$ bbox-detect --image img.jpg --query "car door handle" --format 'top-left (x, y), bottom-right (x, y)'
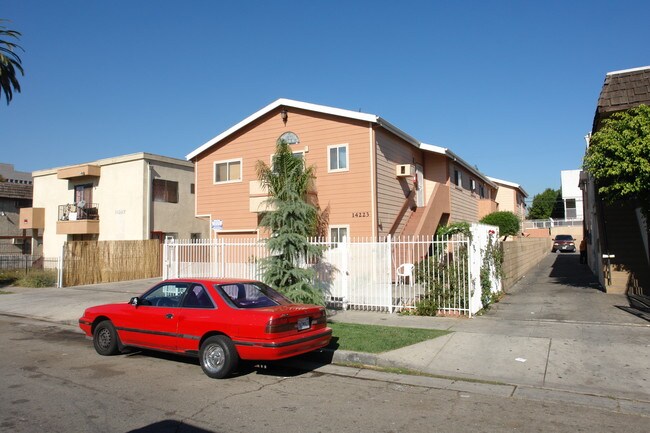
top-left (165, 313), bottom-right (174, 319)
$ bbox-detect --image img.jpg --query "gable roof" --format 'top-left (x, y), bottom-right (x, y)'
top-left (487, 176), bottom-right (528, 198)
top-left (593, 66), bottom-right (650, 131)
top-left (186, 98), bottom-right (422, 160)
top-left (187, 99), bottom-right (497, 188)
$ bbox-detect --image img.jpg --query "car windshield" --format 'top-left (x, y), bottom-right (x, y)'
top-left (555, 235), bottom-right (573, 241)
top-left (216, 282), bottom-right (292, 309)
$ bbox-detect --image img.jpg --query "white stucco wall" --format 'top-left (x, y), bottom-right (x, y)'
top-left (32, 153), bottom-right (208, 257)
top-left (561, 169), bottom-right (583, 220)
top-left (95, 159), bottom-right (147, 241)
top-left (32, 173), bottom-right (71, 257)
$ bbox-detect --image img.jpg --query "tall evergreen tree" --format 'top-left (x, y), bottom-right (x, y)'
top-left (0, 20), bottom-right (24, 105)
top-left (256, 140), bottom-right (324, 305)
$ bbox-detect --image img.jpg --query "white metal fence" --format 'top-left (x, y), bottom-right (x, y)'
top-left (523, 218), bottom-right (583, 229)
top-left (162, 223), bottom-right (501, 316)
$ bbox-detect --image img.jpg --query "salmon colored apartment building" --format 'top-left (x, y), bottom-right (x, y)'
top-left (186, 99), bottom-right (499, 241)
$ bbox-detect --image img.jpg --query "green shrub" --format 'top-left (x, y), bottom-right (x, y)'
top-left (16, 270), bottom-right (57, 288)
top-left (480, 211), bottom-right (520, 240)
top-left (414, 295), bottom-right (439, 316)
top-left (0, 270), bottom-right (20, 285)
top-left (414, 243), bottom-right (469, 316)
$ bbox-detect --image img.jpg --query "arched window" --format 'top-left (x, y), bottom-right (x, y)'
top-left (278, 131), bottom-right (300, 145)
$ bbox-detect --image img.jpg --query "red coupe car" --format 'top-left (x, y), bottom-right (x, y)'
top-left (79, 278), bottom-right (332, 379)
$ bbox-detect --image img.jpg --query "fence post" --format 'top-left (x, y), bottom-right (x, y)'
top-left (387, 234), bottom-right (394, 313)
top-left (342, 236), bottom-right (349, 310)
top-left (162, 242), bottom-right (168, 279)
top-left (58, 244), bottom-right (64, 288)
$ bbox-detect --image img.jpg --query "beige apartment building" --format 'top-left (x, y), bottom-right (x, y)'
top-left (187, 99), bottom-right (499, 241)
top-left (487, 176), bottom-right (528, 221)
top-left (20, 152), bottom-right (208, 257)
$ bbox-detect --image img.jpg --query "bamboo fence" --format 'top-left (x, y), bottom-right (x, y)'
top-left (63, 240), bottom-right (161, 286)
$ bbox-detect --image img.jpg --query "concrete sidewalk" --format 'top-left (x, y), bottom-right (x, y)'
top-left (0, 254), bottom-right (649, 415)
top-left (325, 253), bottom-right (650, 412)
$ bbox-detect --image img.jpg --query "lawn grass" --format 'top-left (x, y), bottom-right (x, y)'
top-left (328, 322), bottom-right (450, 353)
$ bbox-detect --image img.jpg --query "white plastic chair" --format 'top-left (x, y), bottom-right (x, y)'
top-left (396, 263), bottom-right (414, 286)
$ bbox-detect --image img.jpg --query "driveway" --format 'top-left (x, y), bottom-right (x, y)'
top-left (347, 251), bottom-right (650, 401)
top-left (483, 252), bottom-right (646, 325)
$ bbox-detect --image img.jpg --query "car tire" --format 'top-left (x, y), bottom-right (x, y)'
top-left (199, 335), bottom-right (239, 379)
top-left (93, 320), bottom-right (121, 356)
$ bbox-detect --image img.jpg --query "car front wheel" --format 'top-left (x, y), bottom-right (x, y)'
top-left (199, 335), bottom-right (239, 379)
top-left (93, 320), bottom-right (120, 356)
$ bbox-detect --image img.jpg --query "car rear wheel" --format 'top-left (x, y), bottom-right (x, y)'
top-left (93, 320), bottom-right (120, 356)
top-left (199, 335), bottom-right (239, 379)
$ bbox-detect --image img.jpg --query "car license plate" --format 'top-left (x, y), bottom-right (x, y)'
top-left (297, 317), bottom-right (311, 331)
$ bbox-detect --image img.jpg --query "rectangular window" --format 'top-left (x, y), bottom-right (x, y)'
top-left (330, 225), bottom-right (349, 243)
top-left (565, 198), bottom-right (577, 219)
top-left (454, 169), bottom-right (461, 187)
top-left (153, 179), bottom-right (179, 203)
top-left (470, 179), bottom-right (476, 192)
top-left (328, 144), bottom-right (348, 172)
top-left (190, 183), bottom-right (195, 194)
top-left (214, 159), bottom-right (242, 183)
top-left (479, 185), bottom-right (486, 198)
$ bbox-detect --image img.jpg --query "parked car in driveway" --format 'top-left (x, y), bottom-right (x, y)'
top-left (79, 278), bottom-right (332, 378)
top-left (552, 235), bottom-right (576, 253)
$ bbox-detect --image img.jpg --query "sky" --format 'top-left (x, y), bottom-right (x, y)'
top-left (2, 0), bottom-right (650, 199)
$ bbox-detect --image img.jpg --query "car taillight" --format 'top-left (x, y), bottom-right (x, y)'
top-left (265, 316), bottom-right (295, 333)
top-left (312, 309), bottom-right (327, 326)
top-left (265, 309), bottom-right (327, 333)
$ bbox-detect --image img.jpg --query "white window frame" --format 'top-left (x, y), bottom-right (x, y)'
top-left (213, 158), bottom-right (243, 184)
top-left (327, 144), bottom-right (349, 173)
top-left (470, 179), bottom-right (476, 192)
top-left (454, 169), bottom-right (462, 187)
top-left (329, 225), bottom-right (350, 243)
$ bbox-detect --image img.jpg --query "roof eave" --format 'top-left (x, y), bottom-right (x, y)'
top-left (487, 176), bottom-right (529, 197)
top-left (186, 98), bottom-right (381, 161)
top-left (445, 149), bottom-right (497, 188)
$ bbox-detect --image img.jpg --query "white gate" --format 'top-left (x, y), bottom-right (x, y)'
top-left (162, 224), bottom-right (500, 316)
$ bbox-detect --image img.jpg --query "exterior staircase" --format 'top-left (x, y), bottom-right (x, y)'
top-left (601, 200), bottom-right (650, 295)
top-left (400, 182), bottom-right (450, 237)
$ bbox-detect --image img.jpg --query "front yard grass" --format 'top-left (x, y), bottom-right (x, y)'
top-left (328, 322), bottom-right (450, 353)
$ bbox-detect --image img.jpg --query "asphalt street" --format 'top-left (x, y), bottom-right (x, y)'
top-left (0, 251), bottom-right (648, 419)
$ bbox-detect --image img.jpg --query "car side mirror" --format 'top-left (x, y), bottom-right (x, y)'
top-left (129, 297), bottom-right (140, 307)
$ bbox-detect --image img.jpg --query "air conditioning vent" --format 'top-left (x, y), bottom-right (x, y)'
top-left (396, 164), bottom-right (413, 177)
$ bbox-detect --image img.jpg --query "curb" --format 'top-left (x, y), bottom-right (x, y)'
top-left (289, 348), bottom-right (650, 418)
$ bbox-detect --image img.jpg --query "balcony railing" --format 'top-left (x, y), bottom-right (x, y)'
top-left (523, 217), bottom-right (582, 230)
top-left (58, 203), bottom-right (99, 221)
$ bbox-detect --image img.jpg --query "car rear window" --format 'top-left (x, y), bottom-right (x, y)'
top-left (216, 282), bottom-right (292, 309)
top-left (555, 235), bottom-right (573, 241)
